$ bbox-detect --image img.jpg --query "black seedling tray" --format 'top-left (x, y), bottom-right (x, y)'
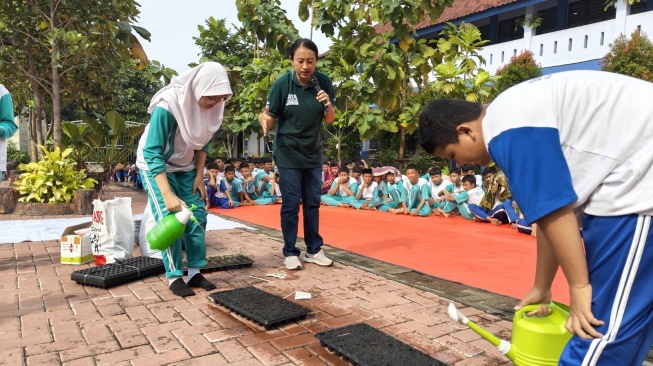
top-left (209, 286), bottom-right (311, 329)
top-left (316, 323), bottom-right (447, 366)
top-left (182, 254), bottom-right (254, 274)
top-left (71, 257), bottom-right (165, 289)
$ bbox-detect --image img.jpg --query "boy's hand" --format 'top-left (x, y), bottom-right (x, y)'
top-left (515, 286), bottom-right (552, 315)
top-left (228, 200), bottom-right (234, 207)
top-left (567, 284), bottom-right (604, 339)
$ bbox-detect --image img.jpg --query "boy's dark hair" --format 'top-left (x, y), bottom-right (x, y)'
top-left (260, 157), bottom-right (272, 164)
top-left (405, 164), bottom-right (419, 173)
top-left (239, 164), bottom-right (250, 171)
top-left (224, 166), bottom-right (235, 173)
top-left (385, 171), bottom-right (395, 179)
top-left (224, 159), bottom-right (233, 165)
top-left (207, 162), bottom-right (219, 170)
top-left (362, 168), bottom-right (373, 176)
top-left (449, 168), bottom-right (461, 175)
top-left (233, 158), bottom-right (242, 163)
top-left (461, 174), bottom-right (477, 186)
top-left (329, 161), bottom-right (339, 167)
top-left (249, 158), bottom-right (259, 164)
top-left (429, 167), bottom-right (442, 176)
top-left (482, 166), bottom-right (498, 176)
top-left (338, 166), bottom-right (349, 174)
top-left (352, 166), bottom-right (363, 174)
top-left (418, 99), bottom-right (483, 153)
top-left (459, 164), bottom-right (469, 172)
top-left (341, 159), bottom-right (352, 167)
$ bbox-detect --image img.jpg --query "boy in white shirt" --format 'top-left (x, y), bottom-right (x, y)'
top-left (349, 168), bottom-right (379, 209)
top-left (418, 71), bottom-right (653, 365)
top-left (427, 167), bottom-right (451, 212)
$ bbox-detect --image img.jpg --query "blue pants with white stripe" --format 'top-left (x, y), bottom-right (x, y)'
top-left (560, 214), bottom-right (653, 366)
top-left (141, 169), bottom-right (208, 279)
top-left (468, 199), bottom-right (518, 223)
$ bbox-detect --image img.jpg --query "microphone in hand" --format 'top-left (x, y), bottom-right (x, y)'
top-left (310, 75), bottom-right (330, 112)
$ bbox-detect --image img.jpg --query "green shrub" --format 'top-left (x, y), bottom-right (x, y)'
top-left (7, 141), bottom-right (30, 165)
top-left (601, 29), bottom-right (653, 81)
top-left (491, 50), bottom-right (543, 99)
top-left (407, 150), bottom-right (441, 175)
top-left (15, 146), bottom-right (96, 203)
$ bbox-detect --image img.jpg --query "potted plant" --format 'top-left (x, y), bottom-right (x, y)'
top-left (13, 145), bottom-right (96, 215)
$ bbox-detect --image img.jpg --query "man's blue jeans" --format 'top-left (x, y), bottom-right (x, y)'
top-left (278, 166), bottom-right (324, 257)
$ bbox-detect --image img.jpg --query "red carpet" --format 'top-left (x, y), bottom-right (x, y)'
top-left (211, 205), bottom-right (570, 304)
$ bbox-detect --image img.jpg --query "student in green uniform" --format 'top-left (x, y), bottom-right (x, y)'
top-left (136, 62), bottom-right (232, 297)
top-left (0, 84), bottom-right (17, 182)
top-left (258, 38), bottom-right (335, 270)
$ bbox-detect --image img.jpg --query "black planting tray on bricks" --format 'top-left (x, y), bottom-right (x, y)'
top-left (209, 286), bottom-right (311, 329)
top-left (182, 254), bottom-right (254, 274)
top-left (71, 256), bottom-right (165, 289)
top-left (316, 323), bottom-right (448, 366)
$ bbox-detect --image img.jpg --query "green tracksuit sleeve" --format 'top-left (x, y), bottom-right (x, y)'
top-left (0, 93), bottom-right (17, 139)
top-left (142, 107), bottom-right (177, 176)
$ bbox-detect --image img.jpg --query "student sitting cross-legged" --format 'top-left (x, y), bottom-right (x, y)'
top-left (239, 165), bottom-right (272, 205)
top-left (320, 166), bottom-right (358, 207)
top-left (468, 166), bottom-right (518, 225)
top-left (206, 165), bottom-right (239, 209)
top-left (433, 169), bottom-right (463, 214)
top-left (427, 167), bottom-right (451, 213)
top-left (349, 168), bottom-right (380, 210)
top-left (437, 174), bottom-right (484, 219)
top-left (391, 164), bottom-right (431, 216)
top-left (269, 171), bottom-right (282, 204)
top-left (377, 171), bottom-right (402, 212)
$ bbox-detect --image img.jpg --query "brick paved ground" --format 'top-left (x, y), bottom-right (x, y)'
top-left (0, 183), bottom-right (514, 366)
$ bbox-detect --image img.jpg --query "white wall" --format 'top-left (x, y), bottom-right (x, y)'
top-left (480, 6), bottom-right (653, 74)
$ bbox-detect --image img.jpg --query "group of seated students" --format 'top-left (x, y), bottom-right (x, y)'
top-left (320, 160), bottom-right (536, 237)
top-left (203, 156), bottom-right (281, 209)
top-left (201, 155), bottom-right (536, 237)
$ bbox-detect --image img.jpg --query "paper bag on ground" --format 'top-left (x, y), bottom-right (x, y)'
top-left (91, 197), bottom-right (134, 265)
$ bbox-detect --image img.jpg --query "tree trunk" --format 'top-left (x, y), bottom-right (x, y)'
top-left (50, 0), bottom-right (62, 148)
top-left (397, 53), bottom-right (409, 172)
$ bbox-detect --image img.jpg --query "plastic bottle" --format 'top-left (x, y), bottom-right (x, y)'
top-left (146, 205), bottom-right (196, 251)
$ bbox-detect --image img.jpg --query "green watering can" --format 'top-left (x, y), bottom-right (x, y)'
top-left (448, 301), bottom-right (573, 365)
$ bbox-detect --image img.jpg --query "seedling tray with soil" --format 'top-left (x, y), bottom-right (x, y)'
top-left (71, 256), bottom-right (165, 289)
top-left (316, 323), bottom-right (447, 366)
top-left (182, 253), bottom-right (254, 274)
top-left (209, 286), bottom-right (311, 329)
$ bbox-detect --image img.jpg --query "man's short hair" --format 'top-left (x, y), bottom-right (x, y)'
top-left (338, 166), bottom-right (349, 174)
top-left (224, 166), bottom-right (235, 173)
top-left (362, 168), bottom-right (373, 176)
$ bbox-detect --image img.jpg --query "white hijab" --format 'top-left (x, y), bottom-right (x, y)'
top-left (147, 62), bottom-right (232, 150)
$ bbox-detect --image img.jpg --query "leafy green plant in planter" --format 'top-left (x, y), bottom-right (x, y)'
top-left (7, 141), bottom-right (30, 165)
top-left (15, 146), bottom-right (96, 203)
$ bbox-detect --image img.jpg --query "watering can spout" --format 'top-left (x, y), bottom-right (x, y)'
top-left (447, 303), bottom-right (516, 360)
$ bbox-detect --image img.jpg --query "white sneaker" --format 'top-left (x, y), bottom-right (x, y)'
top-left (284, 256), bottom-right (303, 270)
top-left (304, 250), bottom-right (333, 266)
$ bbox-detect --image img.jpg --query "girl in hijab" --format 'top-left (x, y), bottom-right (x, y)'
top-left (136, 62), bottom-right (232, 297)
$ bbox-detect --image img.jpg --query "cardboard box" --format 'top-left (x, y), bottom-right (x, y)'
top-left (60, 222), bottom-right (93, 265)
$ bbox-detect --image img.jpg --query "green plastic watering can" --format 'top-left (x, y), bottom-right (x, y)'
top-left (448, 301), bottom-right (572, 366)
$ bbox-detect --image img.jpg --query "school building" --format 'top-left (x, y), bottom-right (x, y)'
top-left (380, 0), bottom-right (653, 75)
